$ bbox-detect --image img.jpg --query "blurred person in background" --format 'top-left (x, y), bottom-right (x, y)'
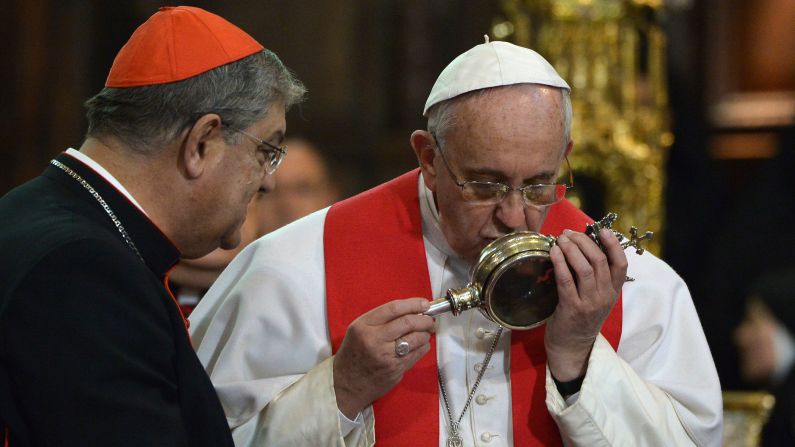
top-left (169, 137), bottom-right (338, 315)
top-left (250, 137), bottom-right (339, 234)
top-left (735, 267), bottom-right (795, 446)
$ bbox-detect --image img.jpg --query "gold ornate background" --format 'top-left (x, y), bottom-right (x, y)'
top-left (494, 0), bottom-right (671, 253)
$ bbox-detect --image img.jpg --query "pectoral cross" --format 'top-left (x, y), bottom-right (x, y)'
top-left (446, 434), bottom-right (463, 447)
top-left (446, 422), bottom-right (463, 447)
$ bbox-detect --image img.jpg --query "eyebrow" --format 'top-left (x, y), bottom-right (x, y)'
top-left (460, 167), bottom-right (558, 184)
top-left (267, 130), bottom-right (285, 145)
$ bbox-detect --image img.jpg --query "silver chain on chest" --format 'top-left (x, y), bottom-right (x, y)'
top-left (51, 159), bottom-right (144, 262)
top-left (438, 325), bottom-right (504, 447)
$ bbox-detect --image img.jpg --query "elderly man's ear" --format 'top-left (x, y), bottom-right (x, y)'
top-left (181, 113), bottom-right (225, 179)
top-left (410, 130), bottom-right (439, 191)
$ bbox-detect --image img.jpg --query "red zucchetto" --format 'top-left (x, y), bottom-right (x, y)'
top-left (105, 6), bottom-right (264, 88)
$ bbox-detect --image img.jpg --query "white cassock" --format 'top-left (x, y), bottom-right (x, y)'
top-left (189, 175), bottom-right (723, 447)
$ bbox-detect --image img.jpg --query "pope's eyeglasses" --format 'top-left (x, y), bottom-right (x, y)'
top-left (225, 126), bottom-right (288, 175)
top-left (432, 133), bottom-right (574, 208)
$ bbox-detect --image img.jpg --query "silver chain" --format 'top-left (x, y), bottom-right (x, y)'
top-left (51, 159), bottom-right (144, 262)
top-left (438, 325), bottom-right (504, 447)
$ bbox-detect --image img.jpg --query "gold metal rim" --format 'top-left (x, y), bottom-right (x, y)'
top-left (472, 231), bottom-right (555, 289)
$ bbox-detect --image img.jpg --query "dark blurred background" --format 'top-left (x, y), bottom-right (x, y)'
top-left (1, 0), bottom-right (793, 392)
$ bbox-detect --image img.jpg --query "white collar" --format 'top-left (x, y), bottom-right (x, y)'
top-left (418, 173), bottom-right (472, 278)
top-left (65, 148), bottom-right (148, 215)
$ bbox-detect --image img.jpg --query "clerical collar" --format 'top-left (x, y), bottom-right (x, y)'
top-left (47, 152), bottom-right (180, 278)
top-left (418, 173), bottom-right (472, 277)
top-left (65, 148), bottom-right (148, 215)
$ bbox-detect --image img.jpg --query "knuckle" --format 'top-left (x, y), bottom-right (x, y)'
top-left (594, 254), bottom-right (610, 270)
top-left (578, 265), bottom-right (595, 280)
top-left (386, 301), bottom-right (402, 316)
top-left (398, 315), bottom-right (414, 333)
top-left (558, 275), bottom-right (576, 289)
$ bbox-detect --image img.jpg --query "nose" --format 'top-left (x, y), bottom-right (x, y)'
top-left (495, 190), bottom-right (528, 231)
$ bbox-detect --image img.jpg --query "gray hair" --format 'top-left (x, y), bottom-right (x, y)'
top-left (427, 84), bottom-right (572, 151)
top-left (85, 49), bottom-right (306, 152)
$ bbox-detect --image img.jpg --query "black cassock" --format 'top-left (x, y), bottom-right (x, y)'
top-left (0, 152), bottom-right (233, 447)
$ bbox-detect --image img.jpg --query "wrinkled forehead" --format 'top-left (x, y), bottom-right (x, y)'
top-left (443, 85), bottom-right (568, 154)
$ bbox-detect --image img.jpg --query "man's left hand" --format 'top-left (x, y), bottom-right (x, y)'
top-left (544, 228), bottom-right (628, 382)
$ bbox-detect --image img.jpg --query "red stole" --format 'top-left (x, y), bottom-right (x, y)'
top-left (324, 169), bottom-right (622, 446)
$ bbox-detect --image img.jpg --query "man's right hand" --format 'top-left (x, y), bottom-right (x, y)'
top-left (333, 298), bottom-right (434, 419)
